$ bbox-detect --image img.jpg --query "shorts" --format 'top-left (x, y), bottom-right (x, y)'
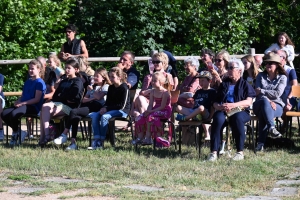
top-left (53, 102), bottom-right (72, 115)
top-left (189, 107), bottom-right (210, 120)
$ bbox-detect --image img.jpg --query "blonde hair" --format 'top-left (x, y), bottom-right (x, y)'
top-left (29, 59), bottom-right (45, 79)
top-left (152, 52), bottom-right (169, 70)
top-left (77, 56), bottom-right (95, 76)
top-left (153, 71), bottom-right (171, 92)
top-left (95, 67), bottom-right (112, 85)
top-left (48, 54), bottom-right (61, 67)
top-left (216, 49), bottom-right (230, 68)
top-left (241, 55), bottom-right (259, 78)
top-left (109, 67), bottom-right (128, 83)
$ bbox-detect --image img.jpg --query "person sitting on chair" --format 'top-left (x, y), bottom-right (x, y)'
top-left (176, 71), bottom-right (216, 143)
top-left (207, 58), bottom-right (256, 161)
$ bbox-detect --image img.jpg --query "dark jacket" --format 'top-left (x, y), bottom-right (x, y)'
top-left (104, 83), bottom-right (130, 114)
top-left (63, 39), bottom-right (82, 55)
top-left (214, 77), bottom-right (256, 110)
top-left (52, 77), bottom-right (84, 108)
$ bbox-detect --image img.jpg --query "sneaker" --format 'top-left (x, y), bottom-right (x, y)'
top-left (232, 152), bottom-right (244, 161)
top-left (269, 128), bottom-right (282, 139)
top-left (9, 133), bottom-right (18, 146)
top-left (255, 142), bottom-right (264, 152)
top-left (65, 143), bottom-right (78, 151)
top-left (29, 135), bottom-right (34, 139)
top-left (207, 153), bottom-right (217, 162)
top-left (53, 134), bottom-right (68, 145)
top-left (131, 138), bottom-right (142, 145)
top-left (87, 139), bottom-right (103, 150)
top-left (192, 114), bottom-right (202, 121)
top-left (0, 130), bottom-right (4, 141)
top-left (176, 114), bottom-right (186, 121)
top-left (219, 150), bottom-right (225, 155)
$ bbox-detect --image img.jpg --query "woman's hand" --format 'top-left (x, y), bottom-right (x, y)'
top-left (87, 85), bottom-right (93, 91)
top-left (270, 101), bottom-right (276, 110)
top-left (99, 107), bottom-right (107, 115)
top-left (255, 87), bottom-right (261, 95)
top-left (14, 102), bottom-right (24, 107)
top-left (222, 103), bottom-right (236, 112)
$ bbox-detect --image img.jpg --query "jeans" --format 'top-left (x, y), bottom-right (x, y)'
top-left (210, 110), bottom-right (250, 152)
top-left (253, 98), bottom-right (283, 144)
top-left (89, 110), bottom-right (127, 140)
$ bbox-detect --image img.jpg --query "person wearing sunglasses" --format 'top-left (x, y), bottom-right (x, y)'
top-left (59, 24), bottom-right (89, 61)
top-left (253, 52), bottom-right (287, 152)
top-left (210, 50), bottom-right (230, 89)
top-left (207, 58), bottom-right (256, 161)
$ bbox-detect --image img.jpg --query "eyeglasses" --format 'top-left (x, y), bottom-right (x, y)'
top-left (279, 56), bottom-right (286, 59)
top-left (152, 60), bottom-right (162, 64)
top-left (227, 66), bottom-right (238, 70)
top-left (215, 59), bottom-right (223, 63)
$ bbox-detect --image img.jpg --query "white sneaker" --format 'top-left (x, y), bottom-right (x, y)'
top-left (232, 152), bottom-right (244, 161)
top-left (54, 134), bottom-right (68, 145)
top-left (0, 130), bottom-right (4, 141)
top-left (219, 150), bottom-right (225, 155)
top-left (65, 143), bottom-right (78, 151)
top-left (207, 153), bottom-right (217, 162)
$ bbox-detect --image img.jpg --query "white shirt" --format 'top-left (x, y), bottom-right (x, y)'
top-left (265, 43), bottom-right (295, 68)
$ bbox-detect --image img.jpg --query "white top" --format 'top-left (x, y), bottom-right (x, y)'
top-left (264, 43), bottom-right (295, 68)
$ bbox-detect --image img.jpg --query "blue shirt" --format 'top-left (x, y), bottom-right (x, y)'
top-left (21, 78), bottom-right (46, 112)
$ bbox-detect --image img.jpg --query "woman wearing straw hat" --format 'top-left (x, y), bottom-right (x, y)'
top-left (253, 52), bottom-right (287, 152)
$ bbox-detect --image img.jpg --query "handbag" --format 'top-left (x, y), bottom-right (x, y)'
top-left (226, 106), bottom-right (243, 117)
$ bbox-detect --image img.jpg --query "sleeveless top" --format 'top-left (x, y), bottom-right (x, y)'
top-left (63, 39), bottom-right (82, 55)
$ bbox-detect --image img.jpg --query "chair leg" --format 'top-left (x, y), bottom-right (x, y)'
top-left (88, 120), bottom-right (92, 147)
top-left (178, 125), bottom-right (182, 154)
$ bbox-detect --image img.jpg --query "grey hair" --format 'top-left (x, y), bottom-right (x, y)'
top-left (184, 56), bottom-right (200, 71)
top-left (229, 58), bottom-right (244, 75)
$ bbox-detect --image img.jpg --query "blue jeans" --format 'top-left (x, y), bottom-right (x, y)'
top-left (89, 110), bottom-right (128, 140)
top-left (210, 110), bottom-right (250, 152)
top-left (253, 98), bottom-right (283, 144)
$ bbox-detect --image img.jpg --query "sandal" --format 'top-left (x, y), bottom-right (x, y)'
top-left (142, 138), bottom-right (153, 145)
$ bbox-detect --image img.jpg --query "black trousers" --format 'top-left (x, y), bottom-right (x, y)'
top-left (65, 101), bottom-right (103, 139)
top-left (1, 105), bottom-right (37, 132)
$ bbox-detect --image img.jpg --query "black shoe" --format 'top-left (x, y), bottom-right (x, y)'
top-left (269, 128), bottom-right (282, 139)
top-left (255, 143), bottom-right (264, 152)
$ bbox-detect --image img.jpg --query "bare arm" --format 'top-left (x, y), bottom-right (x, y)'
top-left (15, 90), bottom-right (43, 107)
top-left (44, 86), bottom-right (55, 100)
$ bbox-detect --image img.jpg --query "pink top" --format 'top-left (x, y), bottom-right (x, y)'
top-left (180, 75), bottom-right (200, 93)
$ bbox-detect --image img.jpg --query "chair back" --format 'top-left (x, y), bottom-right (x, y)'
top-left (291, 85), bottom-right (300, 98)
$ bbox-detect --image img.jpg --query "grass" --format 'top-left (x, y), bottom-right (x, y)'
top-left (0, 127), bottom-right (300, 199)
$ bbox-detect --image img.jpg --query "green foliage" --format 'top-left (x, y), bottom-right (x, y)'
top-left (0, 0), bottom-right (75, 106)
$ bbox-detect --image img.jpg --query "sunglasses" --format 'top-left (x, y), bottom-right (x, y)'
top-left (227, 66), bottom-right (238, 70)
top-left (152, 60), bottom-right (162, 64)
top-left (215, 59), bottom-right (223, 63)
top-left (66, 31), bottom-right (73, 33)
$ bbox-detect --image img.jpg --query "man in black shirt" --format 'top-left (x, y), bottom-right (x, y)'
top-left (59, 24), bottom-right (89, 61)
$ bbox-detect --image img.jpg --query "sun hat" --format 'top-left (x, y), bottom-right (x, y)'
top-left (263, 52), bottom-right (281, 64)
top-left (197, 70), bottom-right (213, 80)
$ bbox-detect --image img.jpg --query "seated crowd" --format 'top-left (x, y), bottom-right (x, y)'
top-left (0, 28), bottom-right (298, 162)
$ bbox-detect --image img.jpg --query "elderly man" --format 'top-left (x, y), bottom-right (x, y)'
top-left (59, 24), bottom-right (89, 61)
top-left (275, 50), bottom-right (298, 128)
top-left (198, 48), bottom-right (218, 72)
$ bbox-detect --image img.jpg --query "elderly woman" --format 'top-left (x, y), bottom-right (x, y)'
top-left (209, 50), bottom-right (229, 89)
top-left (253, 53), bottom-right (287, 152)
top-left (207, 58), bottom-right (256, 161)
top-left (131, 52), bottom-right (174, 118)
top-left (177, 56), bottom-right (200, 109)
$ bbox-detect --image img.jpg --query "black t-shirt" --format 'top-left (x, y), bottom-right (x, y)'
top-left (193, 88), bottom-right (216, 110)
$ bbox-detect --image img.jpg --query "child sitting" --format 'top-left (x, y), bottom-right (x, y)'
top-left (132, 72), bottom-right (172, 145)
top-left (48, 54), bottom-right (64, 79)
top-left (176, 71), bottom-right (216, 143)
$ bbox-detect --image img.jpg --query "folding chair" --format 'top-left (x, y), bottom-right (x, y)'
top-left (285, 85), bottom-right (300, 138)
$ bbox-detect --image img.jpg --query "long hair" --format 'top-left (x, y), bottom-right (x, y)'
top-left (77, 56), bottom-right (94, 76)
top-left (65, 59), bottom-right (81, 78)
top-left (48, 54), bottom-right (61, 67)
top-left (241, 55), bottom-right (259, 79)
top-left (276, 32), bottom-right (295, 48)
top-left (29, 59), bottom-right (45, 80)
top-left (95, 67), bottom-right (112, 86)
top-left (109, 67), bottom-right (128, 83)
top-left (263, 63), bottom-right (286, 76)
